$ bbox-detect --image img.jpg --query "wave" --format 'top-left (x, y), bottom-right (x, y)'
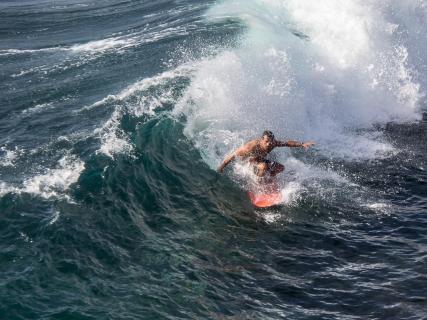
top-left (174, 0), bottom-right (425, 209)
top-left (1, 64), bottom-right (195, 199)
top-left (4, 0), bottom-right (424, 210)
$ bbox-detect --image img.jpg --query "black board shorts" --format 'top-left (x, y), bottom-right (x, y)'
top-left (253, 159), bottom-right (279, 175)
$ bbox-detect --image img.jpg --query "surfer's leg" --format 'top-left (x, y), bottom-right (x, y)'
top-left (269, 162), bottom-right (284, 177)
top-left (254, 162), bottom-right (268, 177)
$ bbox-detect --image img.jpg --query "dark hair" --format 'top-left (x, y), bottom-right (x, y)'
top-left (262, 130), bottom-right (274, 140)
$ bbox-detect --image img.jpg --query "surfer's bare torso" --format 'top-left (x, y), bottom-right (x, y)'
top-left (237, 139), bottom-right (274, 162)
top-left (218, 131), bottom-right (314, 178)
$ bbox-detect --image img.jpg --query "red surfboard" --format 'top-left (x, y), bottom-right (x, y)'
top-left (247, 191), bottom-right (283, 208)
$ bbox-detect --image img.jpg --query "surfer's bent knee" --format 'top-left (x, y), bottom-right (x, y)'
top-left (254, 162), bottom-right (268, 177)
top-left (269, 162), bottom-right (284, 176)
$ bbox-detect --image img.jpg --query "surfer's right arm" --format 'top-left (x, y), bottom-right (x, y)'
top-left (217, 153), bottom-right (236, 173)
top-left (217, 142), bottom-right (254, 173)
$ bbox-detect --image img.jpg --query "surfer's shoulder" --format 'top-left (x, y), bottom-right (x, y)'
top-left (234, 139), bottom-right (258, 156)
top-left (241, 139), bottom-right (258, 151)
top-left (246, 139), bottom-right (259, 148)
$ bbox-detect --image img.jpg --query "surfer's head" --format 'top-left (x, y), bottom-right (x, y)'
top-left (261, 130), bottom-right (275, 148)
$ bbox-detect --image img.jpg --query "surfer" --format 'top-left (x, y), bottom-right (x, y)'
top-left (218, 130), bottom-right (315, 178)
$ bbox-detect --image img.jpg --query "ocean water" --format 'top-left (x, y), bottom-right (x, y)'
top-left (1, 0), bottom-right (426, 319)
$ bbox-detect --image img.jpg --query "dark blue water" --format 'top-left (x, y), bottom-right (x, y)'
top-left (1, 1), bottom-right (426, 319)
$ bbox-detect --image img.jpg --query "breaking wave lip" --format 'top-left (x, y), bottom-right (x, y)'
top-left (88, 64), bottom-right (196, 159)
top-left (83, 63), bottom-right (196, 110)
top-left (0, 155), bottom-right (85, 200)
top-left (94, 106), bottom-right (134, 160)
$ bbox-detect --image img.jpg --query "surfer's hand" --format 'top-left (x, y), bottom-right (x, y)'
top-left (302, 141), bottom-right (315, 149)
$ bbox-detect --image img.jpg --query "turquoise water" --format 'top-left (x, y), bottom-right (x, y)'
top-left (1, 1), bottom-right (426, 319)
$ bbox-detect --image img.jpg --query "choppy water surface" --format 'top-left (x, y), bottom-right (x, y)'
top-left (1, 0), bottom-right (426, 319)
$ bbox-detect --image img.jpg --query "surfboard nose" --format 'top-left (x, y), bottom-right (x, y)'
top-left (248, 191), bottom-right (282, 208)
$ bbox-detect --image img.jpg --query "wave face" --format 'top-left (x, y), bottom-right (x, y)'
top-left (0, 0), bottom-right (426, 319)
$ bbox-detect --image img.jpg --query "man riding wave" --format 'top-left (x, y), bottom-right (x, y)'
top-left (218, 130), bottom-right (315, 178)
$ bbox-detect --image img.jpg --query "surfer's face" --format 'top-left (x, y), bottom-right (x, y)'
top-left (261, 135), bottom-right (274, 149)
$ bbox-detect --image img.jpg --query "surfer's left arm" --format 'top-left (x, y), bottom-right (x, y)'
top-left (276, 140), bottom-right (315, 149)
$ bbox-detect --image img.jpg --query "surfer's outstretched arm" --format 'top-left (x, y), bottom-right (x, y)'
top-left (276, 140), bottom-right (315, 149)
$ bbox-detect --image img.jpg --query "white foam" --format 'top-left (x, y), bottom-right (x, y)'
top-left (0, 155), bottom-right (84, 199)
top-left (0, 146), bottom-right (24, 167)
top-left (22, 155), bottom-right (85, 199)
top-left (260, 210), bottom-right (282, 224)
top-left (21, 102), bottom-right (54, 115)
top-left (366, 202), bottom-right (392, 215)
top-left (280, 181), bottom-right (301, 205)
top-left (0, 182), bottom-right (19, 197)
top-left (255, 182), bottom-right (300, 223)
top-left (70, 37), bottom-right (136, 53)
top-left (94, 107), bottom-right (133, 159)
top-left (11, 66), bottom-right (46, 78)
top-left (48, 210), bottom-right (60, 225)
top-left (0, 47), bottom-right (62, 56)
top-left (81, 95), bottom-right (117, 111)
